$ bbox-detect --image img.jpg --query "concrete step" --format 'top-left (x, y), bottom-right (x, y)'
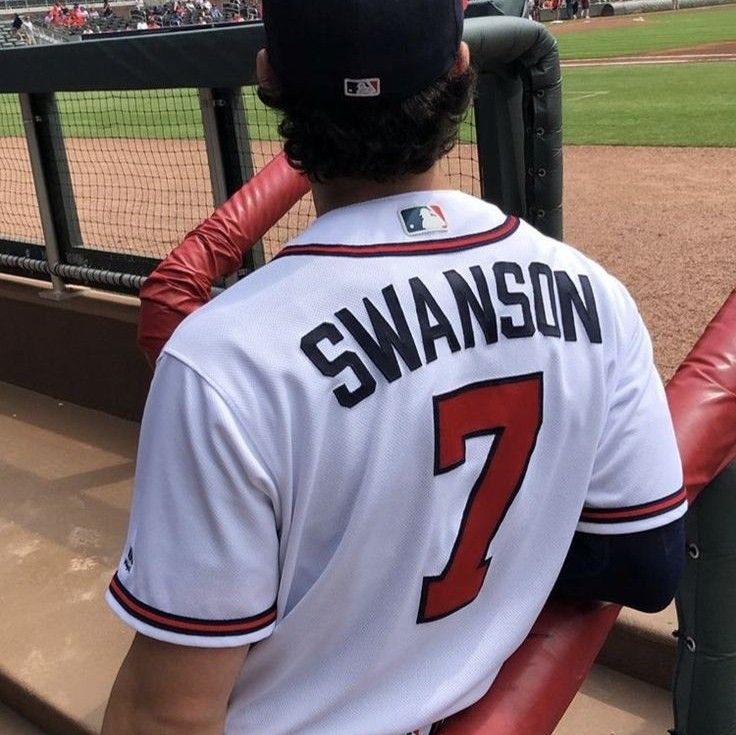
top-left (0, 381), bottom-right (136, 735)
top-left (555, 665), bottom-right (673, 735)
top-left (0, 702), bottom-right (48, 735)
top-left (0, 380), bottom-right (678, 735)
top-left (598, 603), bottom-right (678, 690)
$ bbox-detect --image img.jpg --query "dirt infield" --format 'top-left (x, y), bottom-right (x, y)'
top-left (563, 41), bottom-right (736, 65)
top-left (564, 145), bottom-right (735, 379)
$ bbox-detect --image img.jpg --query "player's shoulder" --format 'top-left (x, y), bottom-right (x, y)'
top-left (516, 217), bottom-right (634, 305)
top-left (511, 217), bottom-right (642, 346)
top-left (159, 264), bottom-right (285, 371)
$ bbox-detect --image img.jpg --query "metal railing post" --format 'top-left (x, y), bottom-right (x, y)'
top-left (199, 87), bottom-right (229, 209)
top-left (20, 92), bottom-right (70, 298)
top-left (199, 86), bottom-right (265, 278)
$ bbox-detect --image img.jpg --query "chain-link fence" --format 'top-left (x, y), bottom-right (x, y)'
top-left (55, 89), bottom-right (213, 261)
top-left (0, 94), bottom-right (45, 246)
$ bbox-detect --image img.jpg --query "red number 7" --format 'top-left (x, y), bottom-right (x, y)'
top-left (418, 373), bottom-right (544, 623)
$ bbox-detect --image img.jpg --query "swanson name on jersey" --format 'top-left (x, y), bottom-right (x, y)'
top-left (300, 261), bottom-right (602, 409)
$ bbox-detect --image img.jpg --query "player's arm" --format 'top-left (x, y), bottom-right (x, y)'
top-left (556, 281), bottom-right (687, 612)
top-left (104, 354), bottom-right (280, 732)
top-left (102, 635), bottom-right (249, 735)
top-left (553, 517), bottom-right (685, 612)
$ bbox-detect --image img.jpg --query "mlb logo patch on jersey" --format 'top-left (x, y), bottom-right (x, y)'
top-left (399, 205), bottom-right (449, 236)
top-left (344, 78), bottom-right (381, 97)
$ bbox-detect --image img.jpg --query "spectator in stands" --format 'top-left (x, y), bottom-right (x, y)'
top-left (102, 1), bottom-right (114, 17)
top-left (10, 14), bottom-right (36, 43)
top-left (69, 3), bottom-right (86, 26)
top-left (45, 1), bottom-right (62, 25)
top-left (21, 15), bottom-right (36, 42)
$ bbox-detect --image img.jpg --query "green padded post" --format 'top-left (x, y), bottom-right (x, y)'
top-left (673, 461), bottom-right (736, 735)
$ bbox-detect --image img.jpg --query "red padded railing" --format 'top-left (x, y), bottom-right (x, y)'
top-left (138, 152), bottom-right (308, 366)
top-left (138, 153), bottom-right (736, 735)
top-left (667, 290), bottom-right (736, 504)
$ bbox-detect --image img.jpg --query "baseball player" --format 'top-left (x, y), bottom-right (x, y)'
top-left (102, 1), bottom-right (686, 733)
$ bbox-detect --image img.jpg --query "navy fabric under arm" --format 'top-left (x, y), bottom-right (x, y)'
top-left (553, 517), bottom-right (686, 612)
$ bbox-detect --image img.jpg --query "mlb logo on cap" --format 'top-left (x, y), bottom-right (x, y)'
top-left (344, 78), bottom-right (381, 97)
top-left (400, 205), bottom-right (449, 236)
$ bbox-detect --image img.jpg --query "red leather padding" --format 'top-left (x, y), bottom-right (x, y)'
top-left (137, 152), bottom-right (309, 366)
top-left (440, 601), bottom-right (620, 735)
top-left (667, 288), bottom-right (736, 504)
top-left (441, 288), bottom-right (736, 734)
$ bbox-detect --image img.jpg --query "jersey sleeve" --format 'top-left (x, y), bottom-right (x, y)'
top-left (106, 353), bottom-right (280, 647)
top-left (579, 291), bottom-right (686, 535)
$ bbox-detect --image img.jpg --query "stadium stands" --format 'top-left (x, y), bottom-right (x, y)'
top-left (0, 0), bottom-right (258, 43)
top-left (0, 22), bottom-right (31, 46)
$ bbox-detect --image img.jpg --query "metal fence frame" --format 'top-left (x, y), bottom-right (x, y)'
top-left (0, 25), bottom-right (271, 294)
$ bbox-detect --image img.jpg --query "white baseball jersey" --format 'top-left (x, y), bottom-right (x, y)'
top-left (107, 190), bottom-right (685, 735)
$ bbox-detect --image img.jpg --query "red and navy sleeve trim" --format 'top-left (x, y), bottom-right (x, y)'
top-left (273, 216), bottom-right (520, 260)
top-left (109, 573), bottom-right (277, 637)
top-left (580, 486), bottom-right (687, 524)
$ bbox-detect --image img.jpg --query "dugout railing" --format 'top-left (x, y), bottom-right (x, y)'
top-left (0, 15), bottom-right (562, 296)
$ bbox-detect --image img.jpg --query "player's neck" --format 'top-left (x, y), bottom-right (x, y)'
top-left (311, 165), bottom-right (449, 217)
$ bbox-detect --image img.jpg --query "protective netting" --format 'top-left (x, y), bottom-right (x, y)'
top-left (0, 94), bottom-right (45, 246)
top-left (242, 88), bottom-right (480, 262)
top-left (0, 86), bottom-right (480, 275)
top-left (54, 89), bottom-right (213, 260)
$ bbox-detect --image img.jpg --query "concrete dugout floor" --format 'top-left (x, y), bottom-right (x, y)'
top-left (0, 381), bottom-right (136, 734)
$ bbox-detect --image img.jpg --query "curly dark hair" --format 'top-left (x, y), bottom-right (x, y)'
top-left (258, 67), bottom-right (476, 183)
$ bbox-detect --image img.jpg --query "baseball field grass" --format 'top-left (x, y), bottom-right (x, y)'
top-left (553, 4), bottom-right (736, 59)
top-left (562, 62), bottom-right (736, 146)
top-left (1, 58), bottom-right (733, 148)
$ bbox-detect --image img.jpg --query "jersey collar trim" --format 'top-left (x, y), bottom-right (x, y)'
top-left (273, 215), bottom-right (519, 260)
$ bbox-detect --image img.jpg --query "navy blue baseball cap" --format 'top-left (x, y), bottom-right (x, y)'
top-left (262, 0), bottom-right (465, 102)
